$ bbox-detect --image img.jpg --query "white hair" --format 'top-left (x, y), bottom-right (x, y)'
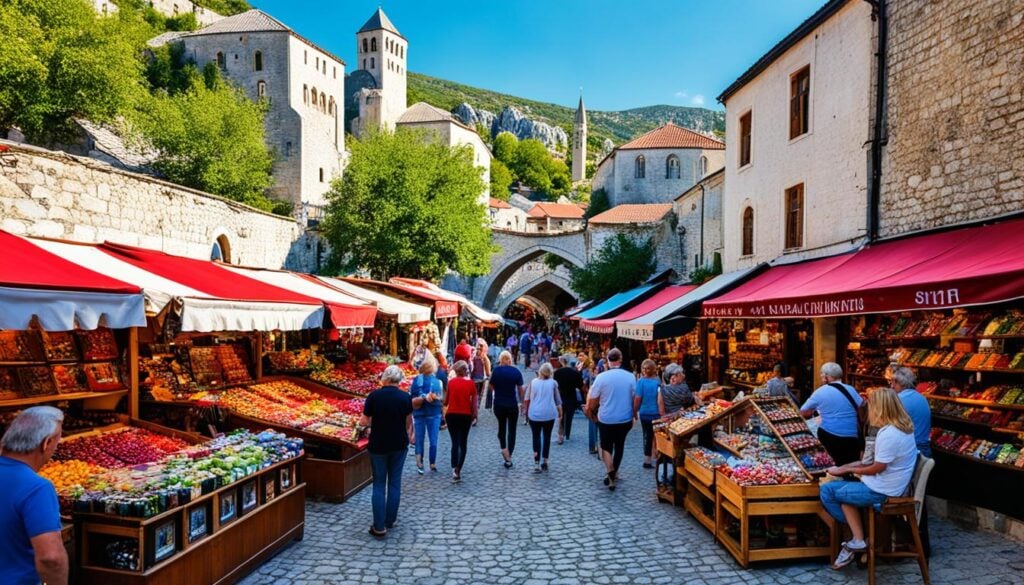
top-left (538, 363), bottom-right (554, 379)
top-left (820, 362), bottom-right (843, 380)
top-left (380, 365), bottom-right (406, 385)
top-left (891, 366), bottom-right (916, 389)
top-left (1, 406), bottom-right (64, 454)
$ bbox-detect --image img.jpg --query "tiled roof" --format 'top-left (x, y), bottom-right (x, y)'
top-left (183, 9), bottom-right (345, 66)
top-left (398, 102), bottom-right (456, 124)
top-left (588, 204), bottom-right (673, 225)
top-left (489, 197), bottom-right (511, 209)
top-left (617, 123), bottom-right (724, 151)
top-left (76, 119), bottom-right (157, 172)
top-left (527, 202), bottom-right (586, 219)
top-left (575, 96), bottom-right (586, 125)
top-left (147, 31), bottom-right (187, 49)
top-left (359, 7), bottom-right (402, 37)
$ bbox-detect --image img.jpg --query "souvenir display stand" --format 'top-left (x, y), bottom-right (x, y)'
top-left (845, 309), bottom-right (1024, 519)
top-left (655, 397), bottom-right (838, 567)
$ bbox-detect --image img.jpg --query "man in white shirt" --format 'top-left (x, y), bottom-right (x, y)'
top-left (585, 348), bottom-right (636, 491)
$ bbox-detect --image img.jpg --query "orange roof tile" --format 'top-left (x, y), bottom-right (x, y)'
top-left (588, 204), bottom-right (673, 225)
top-left (618, 123), bottom-right (724, 151)
top-left (527, 202), bottom-right (586, 219)
top-left (488, 197), bottom-right (511, 209)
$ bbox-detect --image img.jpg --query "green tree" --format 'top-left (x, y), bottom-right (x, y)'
top-left (513, 138), bottom-right (553, 195)
top-left (569, 234), bottom-right (656, 300)
top-left (489, 159), bottom-right (513, 201)
top-left (492, 131), bottom-right (518, 166)
top-left (0, 0), bottom-right (149, 142)
top-left (130, 64), bottom-right (276, 210)
top-left (585, 188), bottom-right (611, 218)
top-left (322, 129), bottom-right (495, 280)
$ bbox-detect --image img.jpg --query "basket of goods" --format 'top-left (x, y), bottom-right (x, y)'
top-left (0, 330), bottom-right (45, 361)
top-left (51, 364), bottom-right (87, 393)
top-left (41, 331), bottom-right (79, 361)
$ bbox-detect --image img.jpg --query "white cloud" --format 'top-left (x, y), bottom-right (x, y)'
top-left (674, 90), bottom-right (688, 98)
top-left (691, 94), bottom-right (705, 106)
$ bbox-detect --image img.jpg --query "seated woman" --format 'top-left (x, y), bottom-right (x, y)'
top-left (819, 386), bottom-right (919, 570)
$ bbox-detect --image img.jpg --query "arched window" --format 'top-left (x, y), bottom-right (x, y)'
top-left (320, 93), bottom-right (326, 112)
top-left (303, 84), bottom-right (308, 104)
top-left (254, 51), bottom-right (263, 71)
top-left (742, 207), bottom-right (754, 256)
top-left (634, 155), bottom-right (646, 179)
top-left (699, 156), bottom-right (708, 177)
top-left (211, 235), bottom-right (231, 264)
top-left (216, 51), bottom-right (225, 69)
top-left (310, 88), bottom-right (318, 107)
top-left (319, 168), bottom-right (324, 183)
top-left (371, 37), bottom-right (376, 51)
top-left (370, 57), bottom-right (375, 69)
top-left (400, 46), bottom-right (404, 58)
top-left (666, 155), bottom-right (680, 179)
top-left (328, 97), bottom-right (334, 115)
top-left (256, 80), bottom-right (266, 99)
top-left (362, 38), bottom-right (368, 53)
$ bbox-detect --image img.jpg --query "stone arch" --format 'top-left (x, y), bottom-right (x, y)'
top-left (494, 273), bottom-right (576, 317)
top-left (481, 243), bottom-right (585, 309)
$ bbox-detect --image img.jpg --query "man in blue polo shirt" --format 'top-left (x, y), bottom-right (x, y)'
top-left (890, 367), bottom-right (931, 456)
top-left (0, 406), bottom-right (68, 585)
top-left (800, 362), bottom-right (864, 465)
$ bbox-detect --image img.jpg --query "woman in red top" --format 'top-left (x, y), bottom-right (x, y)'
top-left (444, 361), bottom-right (478, 483)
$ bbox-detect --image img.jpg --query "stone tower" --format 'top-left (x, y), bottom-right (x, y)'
top-left (572, 95), bottom-right (587, 182)
top-left (354, 7), bottom-right (407, 134)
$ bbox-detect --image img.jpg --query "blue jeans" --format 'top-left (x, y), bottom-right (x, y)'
top-left (588, 418), bottom-right (598, 452)
top-left (820, 480), bottom-right (889, 524)
top-left (369, 450), bottom-right (406, 531)
top-left (414, 415), bottom-right (441, 464)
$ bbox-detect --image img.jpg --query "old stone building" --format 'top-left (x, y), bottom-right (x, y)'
top-left (587, 204), bottom-right (680, 276)
top-left (592, 123), bottom-right (724, 206)
top-left (525, 202), bottom-right (586, 234)
top-left (879, 0), bottom-right (1024, 237)
top-left (171, 9), bottom-right (346, 207)
top-left (348, 8), bottom-right (408, 138)
top-left (91, 0), bottom-right (223, 25)
top-left (395, 102), bottom-right (491, 205)
top-left (571, 96), bottom-right (587, 183)
top-left (488, 198), bottom-right (529, 232)
top-left (718, 0), bottom-right (874, 272)
top-left (674, 167), bottom-right (724, 276)
top-left (0, 140), bottom-right (318, 272)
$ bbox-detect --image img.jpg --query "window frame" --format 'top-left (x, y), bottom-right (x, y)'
top-left (789, 65), bottom-right (811, 140)
top-left (254, 51), bottom-right (263, 72)
top-left (666, 155), bottom-right (680, 179)
top-left (783, 183), bottom-right (805, 250)
top-left (738, 110), bottom-right (752, 168)
top-left (741, 206), bottom-right (754, 256)
top-left (634, 155), bottom-right (646, 179)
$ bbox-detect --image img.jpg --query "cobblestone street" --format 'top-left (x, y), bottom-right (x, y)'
top-left (242, 369), bottom-right (1024, 585)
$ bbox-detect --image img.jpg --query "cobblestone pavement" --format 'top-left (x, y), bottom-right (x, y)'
top-left (243, 368), bottom-right (1024, 585)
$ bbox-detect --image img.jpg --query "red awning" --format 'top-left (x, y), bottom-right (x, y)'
top-left (343, 278), bottom-right (461, 319)
top-left (0, 231), bottom-right (146, 330)
top-left (703, 218), bottom-right (1024, 318)
top-left (580, 285), bottom-right (697, 334)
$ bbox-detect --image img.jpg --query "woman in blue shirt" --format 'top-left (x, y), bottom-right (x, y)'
top-left (488, 351), bottom-right (525, 468)
top-left (633, 359), bottom-right (662, 469)
top-left (410, 358), bottom-right (444, 474)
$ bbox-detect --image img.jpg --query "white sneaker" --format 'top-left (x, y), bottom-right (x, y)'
top-left (533, 463), bottom-right (542, 473)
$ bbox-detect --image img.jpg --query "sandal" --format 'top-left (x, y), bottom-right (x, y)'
top-left (368, 526), bottom-right (387, 538)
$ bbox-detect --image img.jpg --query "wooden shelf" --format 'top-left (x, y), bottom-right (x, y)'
top-left (932, 447), bottom-right (1023, 472)
top-left (932, 414), bottom-right (1024, 436)
top-left (904, 363), bottom-right (1024, 376)
top-left (848, 372), bottom-right (888, 381)
top-left (0, 389), bottom-right (128, 408)
top-left (713, 437), bottom-right (746, 458)
top-left (926, 394), bottom-right (1024, 412)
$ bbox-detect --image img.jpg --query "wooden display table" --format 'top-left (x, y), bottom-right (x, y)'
top-left (225, 376), bottom-right (371, 502)
top-left (75, 457), bottom-right (305, 585)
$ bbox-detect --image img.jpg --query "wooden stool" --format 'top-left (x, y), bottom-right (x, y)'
top-left (867, 454), bottom-right (934, 585)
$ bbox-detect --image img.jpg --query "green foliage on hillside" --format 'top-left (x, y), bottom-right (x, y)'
top-left (569, 234), bottom-right (657, 301)
top-left (408, 72), bottom-right (726, 156)
top-left (322, 129), bottom-right (495, 280)
top-left (491, 132), bottom-right (571, 200)
top-left (190, 0), bottom-right (251, 16)
top-left (489, 159), bottom-right (513, 201)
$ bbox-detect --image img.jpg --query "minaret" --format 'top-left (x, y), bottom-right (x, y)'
top-left (572, 94), bottom-right (587, 182)
top-left (355, 7), bottom-right (407, 131)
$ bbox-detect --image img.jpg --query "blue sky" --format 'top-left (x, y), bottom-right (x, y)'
top-left (248, 0), bottom-right (826, 112)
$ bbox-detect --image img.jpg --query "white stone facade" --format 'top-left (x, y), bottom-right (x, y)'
top-left (178, 22), bottom-right (344, 207)
top-left (594, 147), bottom-right (724, 206)
top-left (0, 141), bottom-right (319, 271)
top-left (674, 169), bottom-right (724, 274)
top-left (352, 11), bottom-right (407, 137)
top-left (721, 0), bottom-right (873, 272)
top-left (148, 0), bottom-right (223, 26)
top-left (489, 204), bottom-right (529, 232)
top-left (398, 120), bottom-right (491, 206)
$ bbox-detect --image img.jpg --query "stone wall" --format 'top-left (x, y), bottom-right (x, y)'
top-left (0, 141), bottom-right (319, 272)
top-left (598, 147), bottom-right (725, 206)
top-left (588, 217), bottom-right (680, 280)
top-left (879, 0), bottom-right (1024, 236)
top-left (675, 170), bottom-right (724, 275)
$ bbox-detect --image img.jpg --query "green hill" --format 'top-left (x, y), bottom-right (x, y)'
top-left (407, 72), bottom-right (725, 154)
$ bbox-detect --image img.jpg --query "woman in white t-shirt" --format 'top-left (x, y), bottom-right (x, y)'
top-left (819, 386), bottom-right (920, 570)
top-left (524, 363), bottom-right (563, 473)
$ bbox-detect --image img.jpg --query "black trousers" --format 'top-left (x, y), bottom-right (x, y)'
top-left (818, 427), bottom-right (863, 466)
top-left (493, 405), bottom-right (518, 454)
top-left (530, 418), bottom-right (555, 460)
top-left (640, 416), bottom-right (656, 458)
top-left (598, 420), bottom-right (633, 474)
top-left (559, 396), bottom-right (578, 439)
top-left (446, 414), bottom-right (472, 470)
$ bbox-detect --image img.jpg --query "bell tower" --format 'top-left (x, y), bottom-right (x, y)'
top-left (572, 94), bottom-right (588, 182)
top-left (355, 7), bottom-right (407, 131)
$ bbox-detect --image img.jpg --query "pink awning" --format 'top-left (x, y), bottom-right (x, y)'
top-left (703, 218), bottom-right (1024, 318)
top-left (580, 285), bottom-right (697, 334)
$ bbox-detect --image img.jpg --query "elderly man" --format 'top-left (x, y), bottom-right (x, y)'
top-left (0, 406), bottom-right (68, 585)
top-left (586, 348), bottom-right (636, 491)
top-left (800, 362), bottom-right (864, 466)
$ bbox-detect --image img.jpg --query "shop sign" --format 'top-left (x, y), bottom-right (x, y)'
top-left (434, 301), bottom-right (460, 319)
top-left (616, 324), bottom-right (653, 341)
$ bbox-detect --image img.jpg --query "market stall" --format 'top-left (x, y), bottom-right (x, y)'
top-left (702, 217), bottom-right (1024, 520)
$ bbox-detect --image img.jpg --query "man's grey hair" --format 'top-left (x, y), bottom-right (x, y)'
top-left (663, 363), bottom-right (684, 384)
top-left (559, 354), bottom-right (571, 366)
top-left (1, 406), bottom-right (64, 454)
top-left (607, 348), bottom-right (623, 363)
top-left (820, 362), bottom-right (843, 380)
top-left (891, 366), bottom-right (916, 389)
top-left (380, 365), bottom-right (406, 385)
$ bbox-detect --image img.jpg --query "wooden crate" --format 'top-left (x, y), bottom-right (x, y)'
top-left (683, 453), bottom-right (716, 489)
top-left (654, 430), bottom-right (675, 459)
top-left (682, 468), bottom-right (716, 535)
